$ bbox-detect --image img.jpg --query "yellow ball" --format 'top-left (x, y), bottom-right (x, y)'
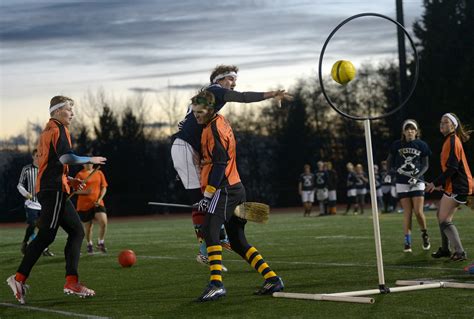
top-left (331, 60), bottom-right (356, 85)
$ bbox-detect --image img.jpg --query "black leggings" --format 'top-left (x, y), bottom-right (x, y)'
top-left (18, 191), bottom-right (84, 278)
top-left (202, 214), bottom-right (250, 259)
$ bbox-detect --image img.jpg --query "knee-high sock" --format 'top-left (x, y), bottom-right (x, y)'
top-left (245, 246), bottom-right (277, 280)
top-left (207, 245), bottom-right (223, 286)
top-left (441, 221), bottom-right (464, 253)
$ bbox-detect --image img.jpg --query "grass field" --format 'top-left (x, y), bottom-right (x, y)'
top-left (1, 207), bottom-right (473, 319)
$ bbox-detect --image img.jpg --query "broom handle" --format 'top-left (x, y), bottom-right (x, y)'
top-left (67, 166), bottom-right (100, 200)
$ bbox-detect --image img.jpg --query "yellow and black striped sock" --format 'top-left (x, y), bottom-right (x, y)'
top-left (245, 246), bottom-right (277, 280)
top-left (207, 245), bottom-right (223, 286)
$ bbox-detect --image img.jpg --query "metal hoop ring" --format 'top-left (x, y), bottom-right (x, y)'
top-left (318, 12), bottom-right (419, 121)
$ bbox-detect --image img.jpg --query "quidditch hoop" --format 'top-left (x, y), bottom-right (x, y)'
top-left (318, 12), bottom-right (419, 121)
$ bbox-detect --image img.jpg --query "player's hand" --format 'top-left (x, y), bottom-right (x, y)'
top-left (90, 157), bottom-right (107, 165)
top-left (274, 90), bottom-right (294, 101)
top-left (68, 178), bottom-right (84, 190)
top-left (197, 197), bottom-right (212, 212)
top-left (26, 193), bottom-right (33, 200)
top-left (425, 182), bottom-right (435, 193)
top-left (408, 178), bottom-right (417, 187)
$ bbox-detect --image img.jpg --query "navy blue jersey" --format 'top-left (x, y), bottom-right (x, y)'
top-left (354, 172), bottom-right (367, 189)
top-left (390, 139), bottom-right (431, 184)
top-left (299, 173), bottom-right (315, 191)
top-left (380, 168), bottom-right (391, 186)
top-left (346, 171), bottom-right (358, 188)
top-left (174, 84), bottom-right (229, 152)
top-left (315, 170), bottom-right (328, 189)
top-left (374, 172), bottom-right (381, 189)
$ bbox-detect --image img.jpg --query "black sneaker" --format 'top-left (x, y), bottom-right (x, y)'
top-left (431, 247), bottom-right (451, 258)
top-left (450, 251), bottom-right (467, 261)
top-left (403, 244), bottom-right (412, 253)
top-left (97, 243), bottom-right (107, 253)
top-left (254, 276), bottom-right (284, 295)
top-left (196, 283), bottom-right (226, 302)
top-left (42, 248), bottom-right (55, 257)
top-left (422, 233), bottom-right (431, 250)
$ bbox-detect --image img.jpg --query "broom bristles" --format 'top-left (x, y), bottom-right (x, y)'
top-left (234, 202), bottom-right (270, 223)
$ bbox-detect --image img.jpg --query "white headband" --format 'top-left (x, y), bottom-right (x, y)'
top-left (212, 71), bottom-right (238, 83)
top-left (443, 113), bottom-right (458, 129)
top-left (402, 120), bottom-right (418, 131)
top-left (49, 102), bottom-right (66, 113)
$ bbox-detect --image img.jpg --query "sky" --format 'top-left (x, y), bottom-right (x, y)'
top-left (0, 0), bottom-right (424, 140)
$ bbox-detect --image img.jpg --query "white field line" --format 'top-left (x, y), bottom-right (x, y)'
top-left (138, 254), bottom-right (466, 272)
top-left (0, 302), bottom-right (110, 319)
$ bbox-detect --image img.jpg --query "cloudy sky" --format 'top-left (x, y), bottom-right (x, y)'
top-left (0, 0), bottom-right (424, 139)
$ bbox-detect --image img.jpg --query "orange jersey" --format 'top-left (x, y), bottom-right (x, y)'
top-left (439, 133), bottom-right (473, 194)
top-left (200, 114), bottom-right (240, 188)
top-left (75, 169), bottom-right (108, 211)
top-left (36, 118), bottom-right (72, 193)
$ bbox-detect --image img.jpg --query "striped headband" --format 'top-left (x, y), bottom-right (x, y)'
top-left (49, 102), bottom-right (66, 113)
top-left (443, 113), bottom-right (458, 129)
top-left (402, 119), bottom-right (418, 131)
top-left (212, 71), bottom-right (238, 83)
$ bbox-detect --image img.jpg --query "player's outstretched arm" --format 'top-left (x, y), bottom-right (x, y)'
top-left (59, 154), bottom-right (107, 165)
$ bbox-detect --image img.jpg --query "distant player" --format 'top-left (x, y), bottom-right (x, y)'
top-left (380, 160), bottom-right (394, 213)
top-left (344, 162), bottom-right (357, 215)
top-left (298, 164), bottom-right (315, 217)
top-left (7, 95), bottom-right (106, 304)
top-left (373, 164), bottom-right (383, 212)
top-left (427, 113), bottom-right (472, 261)
top-left (315, 161), bottom-right (329, 216)
top-left (171, 64), bottom-right (292, 266)
top-left (75, 163), bottom-right (109, 254)
top-left (192, 90), bottom-right (284, 302)
top-left (17, 149), bottom-right (54, 257)
top-left (325, 161), bottom-right (338, 215)
top-left (354, 164), bottom-right (368, 215)
top-left (387, 119), bottom-right (431, 253)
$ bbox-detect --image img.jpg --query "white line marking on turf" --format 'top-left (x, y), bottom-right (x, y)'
top-left (139, 255), bottom-right (464, 271)
top-left (0, 303), bottom-right (110, 319)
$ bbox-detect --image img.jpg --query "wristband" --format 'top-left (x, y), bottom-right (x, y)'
top-left (204, 185), bottom-right (217, 198)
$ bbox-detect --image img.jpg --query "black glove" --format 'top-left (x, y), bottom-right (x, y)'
top-left (198, 197), bottom-right (212, 212)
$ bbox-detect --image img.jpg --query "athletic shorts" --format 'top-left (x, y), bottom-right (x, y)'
top-left (207, 183), bottom-right (245, 222)
top-left (347, 189), bottom-right (357, 197)
top-left (376, 188), bottom-right (383, 197)
top-left (443, 192), bottom-right (468, 204)
top-left (25, 206), bottom-right (40, 224)
top-left (356, 188), bottom-right (367, 196)
top-left (171, 138), bottom-right (201, 189)
top-left (316, 188), bottom-right (328, 201)
top-left (381, 185), bottom-right (391, 194)
top-left (301, 190), bottom-right (314, 203)
top-left (396, 182), bottom-right (425, 198)
top-left (78, 205), bottom-right (107, 223)
top-left (328, 190), bottom-right (337, 201)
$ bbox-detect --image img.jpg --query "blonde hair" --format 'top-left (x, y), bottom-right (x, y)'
top-left (191, 90), bottom-right (216, 110)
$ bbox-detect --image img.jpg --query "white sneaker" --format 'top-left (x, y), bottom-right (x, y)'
top-left (196, 254), bottom-right (228, 272)
top-left (6, 275), bottom-right (28, 305)
top-left (196, 253), bottom-right (209, 265)
top-left (63, 282), bottom-right (95, 298)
